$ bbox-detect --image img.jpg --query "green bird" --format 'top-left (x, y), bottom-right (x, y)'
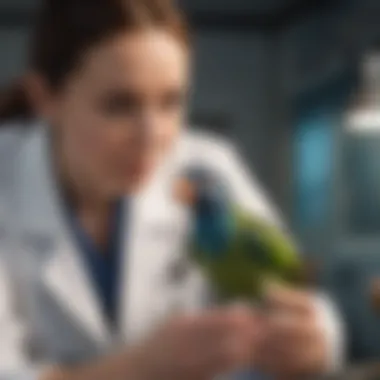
top-left (174, 166), bottom-right (304, 303)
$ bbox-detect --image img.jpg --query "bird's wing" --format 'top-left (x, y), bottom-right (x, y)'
top-left (234, 206), bottom-right (302, 277)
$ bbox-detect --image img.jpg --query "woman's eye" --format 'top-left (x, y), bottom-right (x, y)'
top-left (102, 93), bottom-right (138, 116)
top-left (161, 91), bottom-right (185, 111)
top-left (100, 90), bottom-right (185, 117)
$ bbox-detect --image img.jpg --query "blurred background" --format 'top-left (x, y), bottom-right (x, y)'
top-left (2, 0), bottom-right (380, 363)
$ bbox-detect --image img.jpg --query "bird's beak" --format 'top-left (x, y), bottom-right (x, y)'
top-left (173, 177), bottom-right (196, 205)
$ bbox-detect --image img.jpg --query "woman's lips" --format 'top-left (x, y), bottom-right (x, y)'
top-left (112, 159), bottom-right (154, 178)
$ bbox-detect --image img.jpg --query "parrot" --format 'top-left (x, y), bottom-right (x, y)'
top-left (173, 165), bottom-right (305, 303)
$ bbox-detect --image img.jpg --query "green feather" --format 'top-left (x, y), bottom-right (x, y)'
top-left (188, 205), bottom-right (303, 303)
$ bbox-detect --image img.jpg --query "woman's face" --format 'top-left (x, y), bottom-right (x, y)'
top-left (36, 29), bottom-right (190, 198)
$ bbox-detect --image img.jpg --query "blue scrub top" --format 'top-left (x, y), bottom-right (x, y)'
top-left (64, 199), bottom-right (126, 329)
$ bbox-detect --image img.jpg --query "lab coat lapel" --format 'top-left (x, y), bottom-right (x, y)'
top-left (14, 124), bottom-right (109, 345)
top-left (118, 140), bottom-right (191, 344)
top-left (118, 192), bottom-right (150, 343)
top-left (118, 174), bottom-right (171, 343)
top-left (43, 237), bottom-right (109, 345)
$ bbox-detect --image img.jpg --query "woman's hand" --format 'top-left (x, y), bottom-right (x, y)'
top-left (131, 306), bottom-right (260, 380)
top-left (43, 306), bottom-right (260, 380)
top-left (254, 285), bottom-right (329, 378)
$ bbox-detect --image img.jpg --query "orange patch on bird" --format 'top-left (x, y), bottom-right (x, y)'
top-left (173, 178), bottom-right (197, 205)
top-left (369, 277), bottom-right (380, 315)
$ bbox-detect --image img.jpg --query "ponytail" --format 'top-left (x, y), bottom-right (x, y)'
top-left (0, 79), bottom-right (34, 125)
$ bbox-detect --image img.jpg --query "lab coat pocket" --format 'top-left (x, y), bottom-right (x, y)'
top-left (148, 223), bottom-right (194, 318)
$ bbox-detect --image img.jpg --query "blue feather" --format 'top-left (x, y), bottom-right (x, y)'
top-left (193, 189), bottom-right (235, 257)
top-left (194, 209), bottom-right (233, 257)
top-left (182, 166), bottom-right (235, 258)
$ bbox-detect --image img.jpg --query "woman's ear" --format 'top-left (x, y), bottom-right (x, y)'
top-left (24, 71), bottom-right (56, 121)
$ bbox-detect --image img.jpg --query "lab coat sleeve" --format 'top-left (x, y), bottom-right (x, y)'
top-left (214, 141), bottom-right (346, 373)
top-left (0, 128), bottom-right (49, 380)
top-left (0, 256), bottom-right (50, 380)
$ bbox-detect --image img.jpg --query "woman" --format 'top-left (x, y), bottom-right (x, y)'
top-left (0, 1), bottom-right (344, 379)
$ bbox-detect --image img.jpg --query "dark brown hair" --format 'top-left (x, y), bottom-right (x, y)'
top-left (0, 0), bottom-right (188, 123)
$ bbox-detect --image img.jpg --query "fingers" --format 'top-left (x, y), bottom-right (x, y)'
top-left (254, 289), bottom-right (327, 377)
top-left (257, 333), bottom-right (325, 376)
top-left (204, 305), bottom-right (259, 362)
top-left (190, 305), bottom-right (259, 338)
top-left (202, 332), bottom-right (253, 375)
top-left (179, 305), bottom-right (261, 375)
top-left (266, 311), bottom-right (318, 343)
top-left (265, 283), bottom-right (315, 316)
top-left (214, 306), bottom-right (264, 372)
top-left (148, 306), bottom-right (265, 380)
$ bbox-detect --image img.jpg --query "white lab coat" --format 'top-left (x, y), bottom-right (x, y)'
top-left (0, 122), bottom-right (345, 379)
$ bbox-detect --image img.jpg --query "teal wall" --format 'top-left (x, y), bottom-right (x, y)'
top-left (293, 75), bottom-right (355, 245)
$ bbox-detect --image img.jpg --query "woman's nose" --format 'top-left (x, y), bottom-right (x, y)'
top-left (135, 110), bottom-right (161, 142)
